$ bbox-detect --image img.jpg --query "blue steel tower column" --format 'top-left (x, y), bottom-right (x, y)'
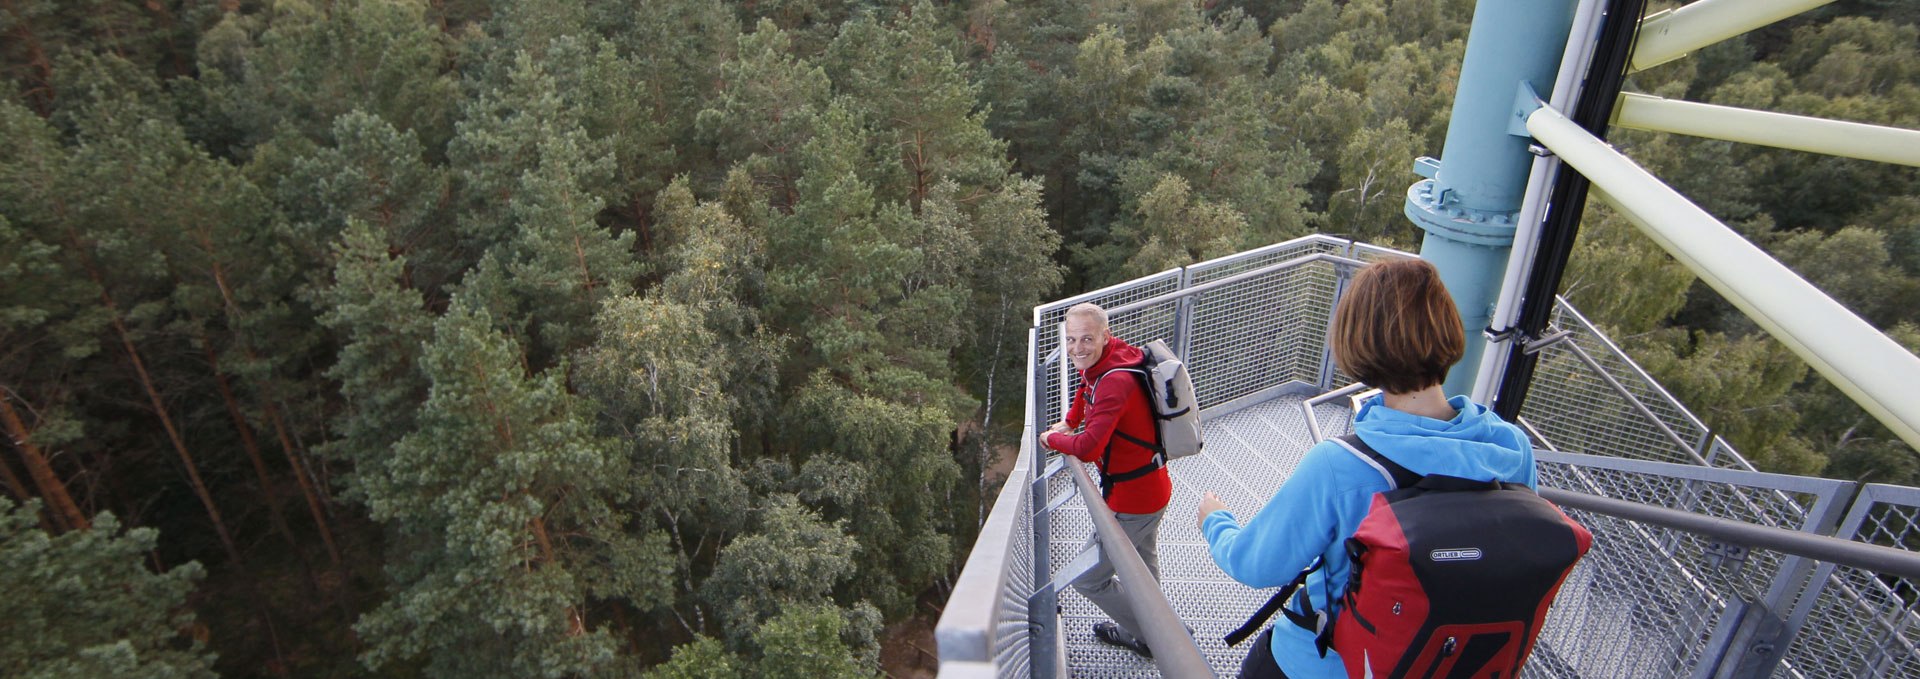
top-left (1405, 0), bottom-right (1578, 396)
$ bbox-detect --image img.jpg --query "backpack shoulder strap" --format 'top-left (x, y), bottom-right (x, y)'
top-left (1088, 367), bottom-right (1164, 498)
top-left (1332, 434), bottom-right (1421, 490)
top-left (1085, 367), bottom-right (1145, 406)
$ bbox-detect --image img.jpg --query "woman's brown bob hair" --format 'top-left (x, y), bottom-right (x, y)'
top-left (1330, 258), bottom-right (1465, 395)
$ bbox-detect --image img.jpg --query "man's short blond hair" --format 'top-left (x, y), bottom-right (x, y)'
top-left (1063, 302), bottom-right (1109, 332)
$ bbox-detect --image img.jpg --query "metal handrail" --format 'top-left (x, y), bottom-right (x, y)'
top-left (1103, 252), bottom-right (1366, 318)
top-left (1061, 456), bottom-right (1214, 678)
top-left (1300, 382), bottom-right (1376, 442)
top-left (1539, 488), bottom-right (1920, 581)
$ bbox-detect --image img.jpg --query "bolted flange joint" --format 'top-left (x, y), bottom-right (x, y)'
top-left (1403, 178), bottom-right (1520, 247)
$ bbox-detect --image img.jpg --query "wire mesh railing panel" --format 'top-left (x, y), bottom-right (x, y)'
top-left (1780, 484), bottom-right (1920, 679)
top-left (1705, 435), bottom-right (1759, 473)
top-left (1033, 271), bottom-right (1183, 430)
top-left (1530, 452), bottom-right (1857, 679)
top-left (1518, 301), bottom-right (1716, 467)
top-left (1184, 235), bottom-right (1351, 285)
top-left (1529, 507), bottom-right (1712, 679)
top-left (994, 483), bottom-right (1036, 677)
top-left (1187, 260), bottom-right (1346, 408)
top-left (959, 244), bottom-right (1920, 679)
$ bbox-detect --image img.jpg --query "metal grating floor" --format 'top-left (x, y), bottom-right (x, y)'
top-left (1053, 394), bottom-right (1357, 677)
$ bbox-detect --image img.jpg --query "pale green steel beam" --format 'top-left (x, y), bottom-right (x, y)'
top-left (1526, 103), bottom-right (1920, 452)
top-left (1631, 0), bottom-right (1837, 73)
top-left (1615, 93), bottom-right (1920, 167)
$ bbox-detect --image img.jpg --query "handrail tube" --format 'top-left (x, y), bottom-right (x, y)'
top-left (1538, 487), bottom-right (1920, 581)
top-left (1061, 457), bottom-right (1214, 677)
top-left (1526, 103), bottom-right (1920, 453)
top-left (1614, 93), bottom-right (1920, 168)
top-left (1301, 382), bottom-right (1375, 442)
top-left (1630, 0), bottom-right (1838, 73)
top-left (933, 433), bottom-right (1033, 664)
top-left (1033, 266), bottom-right (1184, 326)
top-left (1104, 252), bottom-right (1366, 318)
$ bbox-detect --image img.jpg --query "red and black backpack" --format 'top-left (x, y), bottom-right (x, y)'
top-left (1227, 434), bottom-right (1593, 679)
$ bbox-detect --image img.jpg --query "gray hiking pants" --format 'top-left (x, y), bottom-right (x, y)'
top-left (1070, 509), bottom-right (1165, 641)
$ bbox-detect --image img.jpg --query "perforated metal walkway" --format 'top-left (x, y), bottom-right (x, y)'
top-left (1051, 393), bottom-right (1359, 677)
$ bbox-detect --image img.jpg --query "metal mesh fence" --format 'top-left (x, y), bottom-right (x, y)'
top-left (1781, 484), bottom-right (1920, 679)
top-left (1518, 301), bottom-right (1714, 467)
top-left (1532, 453), bottom-right (1855, 679)
top-left (994, 480), bottom-right (1036, 677)
top-left (949, 239), bottom-right (1920, 679)
top-left (1186, 260), bottom-right (1345, 406)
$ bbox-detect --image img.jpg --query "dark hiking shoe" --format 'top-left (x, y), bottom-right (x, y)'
top-left (1094, 621), bottom-right (1153, 659)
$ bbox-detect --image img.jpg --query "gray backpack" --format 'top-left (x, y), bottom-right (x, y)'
top-left (1091, 339), bottom-right (1204, 496)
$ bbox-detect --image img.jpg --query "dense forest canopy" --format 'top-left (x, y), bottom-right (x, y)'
top-left (1, 1), bottom-right (1915, 677)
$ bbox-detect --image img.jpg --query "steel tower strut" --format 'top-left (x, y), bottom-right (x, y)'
top-left (1492, 0), bottom-right (1649, 421)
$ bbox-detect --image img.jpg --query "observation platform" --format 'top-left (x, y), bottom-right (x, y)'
top-left (937, 236), bottom-right (1920, 679)
top-left (1049, 392), bottom-right (1356, 676)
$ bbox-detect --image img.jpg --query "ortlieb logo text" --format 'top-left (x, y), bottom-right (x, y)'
top-left (1431, 548), bottom-right (1482, 562)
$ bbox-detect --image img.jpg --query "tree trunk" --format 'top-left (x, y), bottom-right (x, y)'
top-left (204, 341), bottom-right (304, 556)
top-left (203, 251), bottom-right (344, 566)
top-left (0, 453), bottom-right (30, 502)
top-left (0, 392), bottom-right (88, 531)
top-left (259, 391), bottom-right (343, 566)
top-left (529, 515), bottom-right (587, 636)
top-left (98, 286), bottom-right (243, 565)
top-left (0, 455), bottom-right (56, 531)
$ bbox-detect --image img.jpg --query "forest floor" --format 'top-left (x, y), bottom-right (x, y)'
top-left (879, 613), bottom-right (940, 679)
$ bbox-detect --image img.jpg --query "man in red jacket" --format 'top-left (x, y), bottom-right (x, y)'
top-left (1043, 302), bottom-right (1174, 659)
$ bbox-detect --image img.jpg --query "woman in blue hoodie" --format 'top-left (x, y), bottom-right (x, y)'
top-left (1197, 258), bottom-right (1537, 679)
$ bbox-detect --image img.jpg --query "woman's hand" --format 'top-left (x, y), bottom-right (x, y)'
top-left (1197, 491), bottom-right (1228, 531)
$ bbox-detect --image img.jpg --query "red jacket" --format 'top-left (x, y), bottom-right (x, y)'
top-left (1045, 337), bottom-right (1172, 514)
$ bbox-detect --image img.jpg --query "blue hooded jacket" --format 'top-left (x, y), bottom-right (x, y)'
top-left (1201, 394), bottom-right (1536, 679)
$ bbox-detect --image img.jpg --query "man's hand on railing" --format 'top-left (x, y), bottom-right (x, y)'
top-left (1040, 421), bottom-right (1070, 454)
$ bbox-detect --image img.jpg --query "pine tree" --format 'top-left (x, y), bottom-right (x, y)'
top-left (193, 0), bottom-right (458, 153)
top-left (0, 106), bottom-right (101, 530)
top-left (314, 219), bottom-right (433, 492)
top-left (824, 3), bottom-right (1010, 210)
top-left (50, 51), bottom-right (250, 568)
top-left (354, 298), bottom-right (626, 677)
top-left (499, 122), bottom-right (639, 358)
top-left (278, 109), bottom-right (456, 292)
top-left (696, 20), bottom-right (832, 211)
top-left (1, 499), bottom-right (215, 678)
